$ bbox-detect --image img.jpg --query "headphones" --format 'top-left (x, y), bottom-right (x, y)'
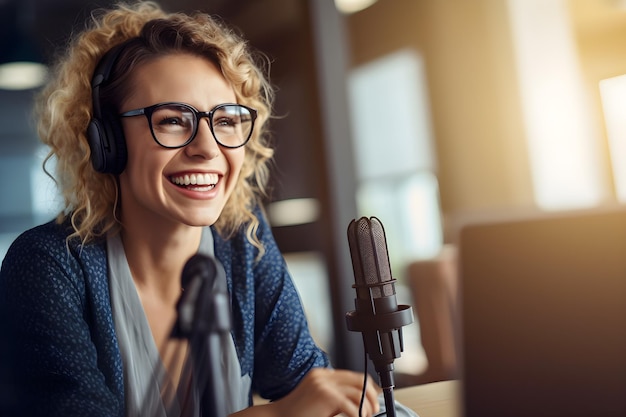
top-left (86, 42), bottom-right (129, 175)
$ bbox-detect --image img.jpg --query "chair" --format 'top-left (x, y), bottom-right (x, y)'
top-left (405, 245), bottom-right (459, 385)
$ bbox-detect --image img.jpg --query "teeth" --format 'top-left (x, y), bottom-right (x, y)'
top-left (171, 173), bottom-right (218, 186)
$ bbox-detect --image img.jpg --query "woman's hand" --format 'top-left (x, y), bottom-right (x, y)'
top-left (233, 367), bottom-right (380, 417)
top-left (277, 367), bottom-right (380, 417)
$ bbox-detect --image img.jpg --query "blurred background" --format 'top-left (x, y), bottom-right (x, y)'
top-left (1, 0), bottom-right (626, 385)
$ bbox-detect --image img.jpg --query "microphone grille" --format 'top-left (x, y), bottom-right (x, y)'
top-left (348, 216), bottom-right (395, 298)
top-left (181, 253), bottom-right (226, 293)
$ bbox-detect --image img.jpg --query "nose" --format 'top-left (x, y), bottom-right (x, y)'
top-left (184, 117), bottom-right (220, 159)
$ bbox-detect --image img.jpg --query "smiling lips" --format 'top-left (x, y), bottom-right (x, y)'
top-left (170, 172), bottom-right (219, 191)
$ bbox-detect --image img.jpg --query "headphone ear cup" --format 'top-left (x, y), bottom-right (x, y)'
top-left (87, 41), bottom-right (129, 175)
top-left (86, 111), bottom-right (127, 175)
top-left (87, 117), bottom-right (109, 173)
top-left (104, 112), bottom-right (127, 175)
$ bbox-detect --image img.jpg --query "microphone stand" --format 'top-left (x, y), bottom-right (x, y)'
top-left (377, 363), bottom-right (397, 417)
top-left (173, 261), bottom-right (231, 417)
top-left (190, 328), bottom-right (227, 417)
top-left (346, 282), bottom-right (414, 417)
top-left (189, 290), bottom-right (230, 417)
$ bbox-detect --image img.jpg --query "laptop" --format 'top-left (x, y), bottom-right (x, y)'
top-left (458, 206), bottom-right (626, 417)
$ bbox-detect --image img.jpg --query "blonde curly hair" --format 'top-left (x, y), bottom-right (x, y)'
top-left (36, 1), bottom-right (275, 252)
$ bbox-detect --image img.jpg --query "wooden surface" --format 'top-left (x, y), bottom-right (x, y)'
top-left (393, 380), bottom-right (460, 417)
top-left (252, 379), bottom-right (461, 416)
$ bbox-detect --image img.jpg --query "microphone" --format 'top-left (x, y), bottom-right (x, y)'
top-left (345, 217), bottom-right (414, 417)
top-left (173, 253), bottom-right (231, 417)
top-left (173, 253), bottom-right (230, 338)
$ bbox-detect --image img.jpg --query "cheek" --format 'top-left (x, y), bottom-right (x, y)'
top-left (228, 150), bottom-right (246, 180)
top-left (124, 130), bottom-right (170, 174)
top-left (123, 151), bottom-right (173, 199)
top-left (122, 122), bottom-right (156, 164)
top-left (222, 150), bottom-right (246, 202)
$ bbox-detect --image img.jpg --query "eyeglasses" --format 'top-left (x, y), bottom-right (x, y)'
top-left (119, 102), bottom-right (257, 149)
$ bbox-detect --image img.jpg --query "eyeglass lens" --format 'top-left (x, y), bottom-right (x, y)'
top-left (150, 104), bottom-right (253, 148)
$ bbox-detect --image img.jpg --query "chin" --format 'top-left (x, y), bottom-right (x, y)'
top-left (181, 213), bottom-right (220, 228)
top-left (179, 204), bottom-right (224, 226)
top-left (182, 218), bottom-right (218, 228)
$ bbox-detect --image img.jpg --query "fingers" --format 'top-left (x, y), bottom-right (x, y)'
top-left (273, 367), bottom-right (381, 417)
top-left (333, 369), bottom-right (380, 417)
top-left (314, 368), bottom-right (380, 417)
top-left (364, 374), bottom-right (380, 415)
top-left (333, 381), bottom-right (367, 417)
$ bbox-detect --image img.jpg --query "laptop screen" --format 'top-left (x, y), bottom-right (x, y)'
top-left (458, 207), bottom-right (626, 417)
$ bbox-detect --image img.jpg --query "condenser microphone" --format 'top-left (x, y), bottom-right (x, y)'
top-left (346, 217), bottom-right (414, 417)
top-left (173, 253), bottom-right (231, 417)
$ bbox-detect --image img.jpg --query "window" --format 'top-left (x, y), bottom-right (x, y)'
top-left (507, 0), bottom-right (608, 209)
top-left (347, 48), bottom-right (438, 376)
top-left (347, 49), bottom-right (443, 277)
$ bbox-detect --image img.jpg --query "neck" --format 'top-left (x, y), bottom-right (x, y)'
top-left (120, 220), bottom-right (203, 301)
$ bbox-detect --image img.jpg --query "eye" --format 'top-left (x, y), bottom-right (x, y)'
top-left (152, 107), bottom-right (194, 132)
top-left (214, 116), bottom-right (239, 128)
top-left (157, 115), bottom-right (185, 126)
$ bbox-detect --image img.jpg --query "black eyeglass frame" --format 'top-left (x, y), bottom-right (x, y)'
top-left (119, 102), bottom-right (258, 149)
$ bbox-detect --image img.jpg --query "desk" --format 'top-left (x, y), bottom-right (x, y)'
top-left (394, 380), bottom-right (460, 417)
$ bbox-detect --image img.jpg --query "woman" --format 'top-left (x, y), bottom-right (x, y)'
top-left (0, 2), bottom-right (381, 416)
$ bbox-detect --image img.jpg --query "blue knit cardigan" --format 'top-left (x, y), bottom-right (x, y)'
top-left (0, 208), bottom-right (329, 416)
